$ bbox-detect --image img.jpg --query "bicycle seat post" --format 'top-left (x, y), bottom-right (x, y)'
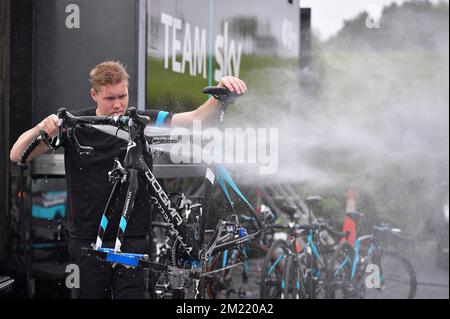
top-left (305, 196), bottom-right (322, 225)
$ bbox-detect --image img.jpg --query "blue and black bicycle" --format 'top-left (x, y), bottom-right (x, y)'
top-left (326, 222), bottom-right (417, 299)
top-left (259, 196), bottom-right (349, 299)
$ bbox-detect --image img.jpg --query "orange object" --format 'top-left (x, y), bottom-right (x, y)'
top-left (255, 187), bottom-right (262, 216)
top-left (295, 238), bottom-right (302, 254)
top-left (341, 189), bottom-right (358, 246)
top-left (341, 215), bottom-right (357, 246)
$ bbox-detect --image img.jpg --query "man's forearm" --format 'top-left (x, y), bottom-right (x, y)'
top-left (172, 97), bottom-right (221, 127)
top-left (10, 126), bottom-right (48, 162)
top-left (194, 96), bottom-right (222, 123)
top-left (172, 76), bottom-right (246, 128)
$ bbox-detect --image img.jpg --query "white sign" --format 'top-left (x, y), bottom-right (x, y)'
top-left (161, 12), bottom-right (242, 82)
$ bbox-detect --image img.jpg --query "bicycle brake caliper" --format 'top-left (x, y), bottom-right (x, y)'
top-left (108, 158), bottom-right (127, 183)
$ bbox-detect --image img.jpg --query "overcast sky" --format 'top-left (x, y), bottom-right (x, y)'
top-left (300, 0), bottom-right (449, 40)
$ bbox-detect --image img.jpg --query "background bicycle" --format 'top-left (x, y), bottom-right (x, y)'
top-left (327, 219), bottom-right (417, 299)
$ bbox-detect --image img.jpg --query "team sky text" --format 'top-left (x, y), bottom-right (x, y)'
top-left (161, 12), bottom-right (243, 82)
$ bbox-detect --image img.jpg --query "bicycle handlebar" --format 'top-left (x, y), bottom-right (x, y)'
top-left (373, 224), bottom-right (414, 243)
top-left (56, 106), bottom-right (151, 127)
top-left (53, 107), bottom-right (152, 155)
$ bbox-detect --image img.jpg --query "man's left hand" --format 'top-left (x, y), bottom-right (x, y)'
top-left (218, 76), bottom-right (247, 95)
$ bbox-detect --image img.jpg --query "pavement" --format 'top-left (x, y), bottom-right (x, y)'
top-left (407, 240), bottom-right (449, 299)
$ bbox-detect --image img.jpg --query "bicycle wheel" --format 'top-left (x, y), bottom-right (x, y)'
top-left (204, 254), bottom-right (223, 299)
top-left (204, 251), bottom-right (241, 299)
top-left (260, 240), bottom-right (290, 299)
top-left (299, 247), bottom-right (327, 299)
top-left (365, 251), bottom-right (417, 299)
top-left (284, 255), bottom-right (303, 299)
top-left (326, 242), bottom-right (355, 299)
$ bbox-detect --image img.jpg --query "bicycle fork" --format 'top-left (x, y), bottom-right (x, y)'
top-left (94, 159), bottom-right (136, 253)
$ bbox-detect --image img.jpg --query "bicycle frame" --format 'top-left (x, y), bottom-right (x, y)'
top-left (83, 124), bottom-right (262, 256)
top-left (332, 231), bottom-right (389, 291)
top-left (71, 91), bottom-right (263, 296)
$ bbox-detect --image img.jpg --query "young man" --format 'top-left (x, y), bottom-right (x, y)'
top-left (10, 60), bottom-right (247, 298)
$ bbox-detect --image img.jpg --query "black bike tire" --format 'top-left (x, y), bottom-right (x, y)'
top-left (368, 251), bottom-right (417, 299)
top-left (284, 255), bottom-right (302, 299)
top-left (326, 241), bottom-right (355, 299)
top-left (204, 253), bottom-right (227, 299)
top-left (260, 240), bottom-right (289, 299)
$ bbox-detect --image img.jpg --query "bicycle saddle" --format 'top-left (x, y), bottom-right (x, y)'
top-left (202, 87), bottom-right (230, 96)
top-left (305, 196), bottom-right (323, 206)
top-left (273, 198), bottom-right (297, 217)
top-left (202, 87), bottom-right (238, 101)
top-left (280, 205), bottom-right (298, 217)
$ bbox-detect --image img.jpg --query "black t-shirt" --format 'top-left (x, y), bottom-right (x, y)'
top-left (64, 107), bottom-right (173, 240)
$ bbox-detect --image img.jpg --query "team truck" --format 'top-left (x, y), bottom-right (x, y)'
top-left (0, 0), bottom-right (311, 297)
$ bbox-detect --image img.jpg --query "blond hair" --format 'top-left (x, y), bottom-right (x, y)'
top-left (89, 61), bottom-right (129, 92)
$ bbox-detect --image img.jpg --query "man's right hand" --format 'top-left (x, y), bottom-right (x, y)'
top-left (37, 114), bottom-right (59, 138)
top-left (10, 114), bottom-right (59, 162)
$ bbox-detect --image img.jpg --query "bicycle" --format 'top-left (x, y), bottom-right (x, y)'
top-left (18, 86), bottom-right (263, 299)
top-left (203, 194), bottom-right (279, 299)
top-left (326, 222), bottom-right (417, 299)
top-left (259, 196), bottom-right (349, 299)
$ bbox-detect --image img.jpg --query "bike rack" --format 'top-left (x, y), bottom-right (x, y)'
top-left (81, 247), bottom-right (202, 280)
